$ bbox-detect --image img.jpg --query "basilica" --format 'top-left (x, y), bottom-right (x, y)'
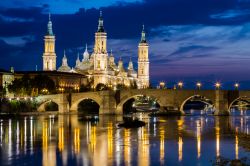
top-left (42, 12), bottom-right (149, 89)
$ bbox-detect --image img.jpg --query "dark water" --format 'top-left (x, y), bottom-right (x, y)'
top-left (0, 114), bottom-right (250, 166)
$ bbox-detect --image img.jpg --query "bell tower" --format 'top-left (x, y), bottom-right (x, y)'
top-left (138, 25), bottom-right (149, 88)
top-left (43, 14), bottom-right (56, 71)
top-left (93, 11), bottom-right (108, 71)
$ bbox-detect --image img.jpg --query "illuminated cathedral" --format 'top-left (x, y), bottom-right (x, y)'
top-left (42, 12), bottom-right (149, 89)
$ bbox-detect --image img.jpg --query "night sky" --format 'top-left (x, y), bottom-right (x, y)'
top-left (1, 0), bottom-right (250, 89)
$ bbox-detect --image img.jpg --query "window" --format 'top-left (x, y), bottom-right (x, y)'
top-left (98, 60), bottom-right (100, 68)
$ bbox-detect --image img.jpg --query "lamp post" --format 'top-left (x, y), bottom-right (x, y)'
top-left (234, 83), bottom-right (239, 90)
top-left (159, 81), bottom-right (166, 89)
top-left (196, 82), bottom-right (202, 90)
top-left (178, 82), bottom-right (183, 89)
top-left (59, 87), bottom-right (65, 93)
top-left (215, 82), bottom-right (221, 90)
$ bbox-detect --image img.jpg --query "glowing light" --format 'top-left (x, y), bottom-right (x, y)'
top-left (196, 82), bottom-right (202, 90)
top-left (138, 127), bottom-right (149, 166)
top-left (74, 128), bottom-right (80, 154)
top-left (42, 122), bottom-right (48, 150)
top-left (58, 87), bottom-right (65, 93)
top-left (30, 119), bottom-right (33, 154)
top-left (159, 81), bottom-right (165, 89)
top-left (58, 127), bottom-right (64, 152)
top-left (178, 137), bottom-right (183, 161)
top-left (216, 127), bottom-right (220, 157)
top-left (108, 123), bottom-right (113, 160)
top-left (215, 82), bottom-right (221, 90)
top-left (178, 82), bottom-right (183, 89)
top-left (89, 125), bottom-right (96, 152)
top-left (124, 129), bottom-right (131, 166)
top-left (160, 127), bottom-right (165, 164)
top-left (197, 121), bottom-right (201, 158)
top-left (234, 83), bottom-right (239, 90)
top-left (235, 128), bottom-right (239, 159)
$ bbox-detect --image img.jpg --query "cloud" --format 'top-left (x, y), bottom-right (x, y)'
top-left (210, 9), bottom-right (250, 19)
top-left (1, 0), bottom-right (250, 85)
top-left (0, 0), bottom-right (143, 14)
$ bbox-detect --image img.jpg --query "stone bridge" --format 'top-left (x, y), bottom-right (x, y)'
top-left (35, 89), bottom-right (250, 115)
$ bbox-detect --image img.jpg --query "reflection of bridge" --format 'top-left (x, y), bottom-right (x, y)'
top-left (36, 89), bottom-right (250, 115)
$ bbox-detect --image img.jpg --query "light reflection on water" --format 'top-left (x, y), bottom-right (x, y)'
top-left (0, 114), bottom-right (250, 165)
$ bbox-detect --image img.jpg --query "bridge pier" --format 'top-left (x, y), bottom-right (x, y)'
top-left (214, 90), bottom-right (229, 116)
top-left (57, 94), bottom-right (70, 113)
top-left (99, 91), bottom-right (117, 114)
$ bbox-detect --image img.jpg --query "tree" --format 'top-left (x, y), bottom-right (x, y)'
top-left (8, 74), bottom-right (56, 96)
top-left (96, 83), bottom-right (108, 91)
top-left (32, 75), bottom-right (56, 94)
top-left (116, 83), bottom-right (125, 90)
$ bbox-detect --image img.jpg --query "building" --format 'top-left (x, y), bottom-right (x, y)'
top-left (43, 11), bottom-right (150, 89)
top-left (0, 68), bottom-right (14, 97)
top-left (42, 14), bottom-right (56, 71)
top-left (14, 71), bottom-right (87, 90)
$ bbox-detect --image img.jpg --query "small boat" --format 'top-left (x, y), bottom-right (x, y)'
top-left (117, 119), bottom-right (146, 128)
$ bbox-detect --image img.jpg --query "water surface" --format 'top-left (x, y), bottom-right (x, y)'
top-left (0, 114), bottom-right (250, 166)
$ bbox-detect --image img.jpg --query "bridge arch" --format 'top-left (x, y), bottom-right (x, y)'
top-left (116, 94), bottom-right (163, 114)
top-left (228, 96), bottom-right (250, 113)
top-left (37, 99), bottom-right (59, 112)
top-left (70, 96), bottom-right (102, 113)
top-left (179, 95), bottom-right (215, 115)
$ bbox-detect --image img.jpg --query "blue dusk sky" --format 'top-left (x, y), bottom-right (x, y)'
top-left (1, 0), bottom-right (250, 89)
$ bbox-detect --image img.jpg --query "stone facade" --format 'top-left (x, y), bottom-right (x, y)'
top-left (36, 89), bottom-right (250, 115)
top-left (0, 69), bottom-right (14, 97)
top-left (43, 12), bottom-right (150, 89)
top-left (43, 14), bottom-right (56, 71)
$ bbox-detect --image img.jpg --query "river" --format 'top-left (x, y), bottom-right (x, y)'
top-left (0, 113), bottom-right (250, 165)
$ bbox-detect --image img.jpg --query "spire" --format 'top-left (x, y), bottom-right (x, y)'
top-left (97, 10), bottom-right (105, 32)
top-left (47, 13), bottom-right (53, 36)
top-left (118, 57), bottom-right (125, 72)
top-left (85, 43), bottom-right (88, 52)
top-left (83, 44), bottom-right (90, 61)
top-left (110, 49), bottom-right (113, 57)
top-left (77, 52), bottom-right (80, 60)
top-left (140, 24), bottom-right (147, 43)
top-left (75, 52), bottom-right (81, 68)
top-left (62, 50), bottom-right (68, 67)
top-left (63, 50), bottom-right (66, 58)
top-left (128, 57), bottom-right (134, 70)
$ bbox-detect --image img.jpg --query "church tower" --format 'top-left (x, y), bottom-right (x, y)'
top-left (138, 25), bottom-right (149, 88)
top-left (93, 11), bottom-right (108, 71)
top-left (43, 14), bottom-right (56, 71)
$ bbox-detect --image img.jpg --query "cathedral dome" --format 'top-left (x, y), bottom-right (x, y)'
top-left (58, 51), bottom-right (71, 72)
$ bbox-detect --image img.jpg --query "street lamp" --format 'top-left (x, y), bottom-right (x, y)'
top-left (74, 86), bottom-right (80, 92)
top-left (42, 88), bottom-right (48, 94)
top-left (215, 82), bottom-right (221, 90)
top-left (178, 81), bottom-right (183, 89)
top-left (159, 81), bottom-right (165, 89)
top-left (59, 87), bottom-right (65, 93)
top-left (196, 82), bottom-right (202, 90)
top-left (234, 83), bottom-right (239, 90)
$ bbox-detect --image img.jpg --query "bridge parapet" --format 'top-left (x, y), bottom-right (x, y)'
top-left (35, 89), bottom-right (250, 115)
